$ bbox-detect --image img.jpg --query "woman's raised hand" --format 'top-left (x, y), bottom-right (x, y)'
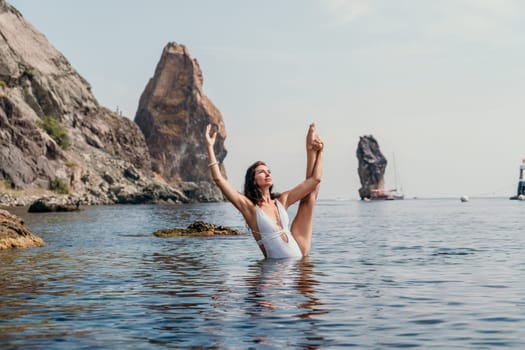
top-left (205, 124), bottom-right (217, 147)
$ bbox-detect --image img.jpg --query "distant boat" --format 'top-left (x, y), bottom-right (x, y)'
top-left (361, 153), bottom-right (404, 201)
top-left (509, 160), bottom-right (525, 200)
top-left (460, 195), bottom-right (469, 202)
top-left (367, 188), bottom-right (403, 201)
top-left (389, 153), bottom-right (404, 200)
top-left (391, 189), bottom-right (405, 200)
top-left (368, 188), bottom-right (395, 200)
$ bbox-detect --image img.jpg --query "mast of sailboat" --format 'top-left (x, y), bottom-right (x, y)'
top-left (393, 152), bottom-right (401, 191)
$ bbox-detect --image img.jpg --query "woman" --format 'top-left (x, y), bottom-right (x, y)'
top-left (205, 123), bottom-right (323, 259)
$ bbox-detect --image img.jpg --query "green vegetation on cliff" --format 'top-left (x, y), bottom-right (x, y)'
top-left (38, 116), bottom-right (71, 150)
top-left (49, 177), bottom-right (69, 194)
top-left (0, 179), bottom-right (12, 190)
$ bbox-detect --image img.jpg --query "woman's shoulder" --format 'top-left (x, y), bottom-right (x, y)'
top-left (274, 194), bottom-right (290, 208)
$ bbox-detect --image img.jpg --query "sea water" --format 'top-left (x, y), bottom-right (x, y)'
top-left (0, 198), bottom-right (524, 349)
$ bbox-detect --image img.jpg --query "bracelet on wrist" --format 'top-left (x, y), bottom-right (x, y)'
top-left (208, 161), bottom-right (218, 167)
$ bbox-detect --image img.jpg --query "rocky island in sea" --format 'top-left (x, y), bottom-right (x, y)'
top-left (356, 135), bottom-right (388, 200)
top-left (0, 0), bottom-right (227, 208)
top-left (356, 135), bottom-right (404, 200)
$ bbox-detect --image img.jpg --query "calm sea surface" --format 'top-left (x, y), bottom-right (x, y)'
top-left (1, 198), bottom-right (524, 349)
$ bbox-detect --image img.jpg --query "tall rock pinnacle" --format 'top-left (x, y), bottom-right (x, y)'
top-left (356, 135), bottom-right (388, 200)
top-left (134, 42), bottom-right (226, 201)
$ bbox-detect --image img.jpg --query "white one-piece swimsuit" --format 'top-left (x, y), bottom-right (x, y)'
top-left (254, 200), bottom-right (303, 259)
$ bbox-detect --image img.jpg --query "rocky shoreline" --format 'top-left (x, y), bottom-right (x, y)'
top-left (0, 182), bottom-right (220, 211)
top-left (0, 208), bottom-right (44, 249)
top-left (0, 1), bottom-right (232, 250)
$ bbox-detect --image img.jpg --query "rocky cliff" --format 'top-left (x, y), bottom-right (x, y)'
top-left (0, 1), bottom-right (188, 205)
top-left (135, 42), bottom-right (226, 202)
top-left (356, 135), bottom-right (388, 200)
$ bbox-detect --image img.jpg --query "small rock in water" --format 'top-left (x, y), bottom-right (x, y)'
top-left (153, 221), bottom-right (242, 237)
top-left (0, 209), bottom-right (45, 249)
top-left (460, 195), bottom-right (469, 202)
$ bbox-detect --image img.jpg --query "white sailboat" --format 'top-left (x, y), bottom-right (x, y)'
top-left (390, 153), bottom-right (404, 200)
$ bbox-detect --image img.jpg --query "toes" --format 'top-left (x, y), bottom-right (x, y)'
top-left (307, 124), bottom-right (316, 138)
top-left (307, 123), bottom-right (317, 150)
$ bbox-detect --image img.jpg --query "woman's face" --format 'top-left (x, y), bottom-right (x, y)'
top-left (254, 164), bottom-right (272, 188)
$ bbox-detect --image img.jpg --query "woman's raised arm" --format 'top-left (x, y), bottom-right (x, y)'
top-left (205, 124), bottom-right (253, 215)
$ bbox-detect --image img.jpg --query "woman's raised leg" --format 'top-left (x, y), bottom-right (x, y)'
top-left (291, 123), bottom-right (323, 256)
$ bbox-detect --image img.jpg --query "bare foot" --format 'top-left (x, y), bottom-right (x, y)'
top-left (306, 123), bottom-right (316, 151)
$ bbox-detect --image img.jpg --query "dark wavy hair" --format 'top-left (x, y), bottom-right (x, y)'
top-left (244, 161), bottom-right (280, 205)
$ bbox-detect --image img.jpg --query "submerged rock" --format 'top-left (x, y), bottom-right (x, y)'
top-left (0, 209), bottom-right (44, 249)
top-left (153, 221), bottom-right (242, 237)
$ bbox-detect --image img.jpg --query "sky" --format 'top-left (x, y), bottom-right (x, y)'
top-left (9, 0), bottom-right (525, 199)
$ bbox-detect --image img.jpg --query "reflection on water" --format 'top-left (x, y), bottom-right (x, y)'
top-left (245, 257), bottom-right (324, 318)
top-left (244, 257), bottom-right (328, 348)
top-left (137, 247), bottom-right (329, 348)
top-left (1, 200), bottom-right (525, 348)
